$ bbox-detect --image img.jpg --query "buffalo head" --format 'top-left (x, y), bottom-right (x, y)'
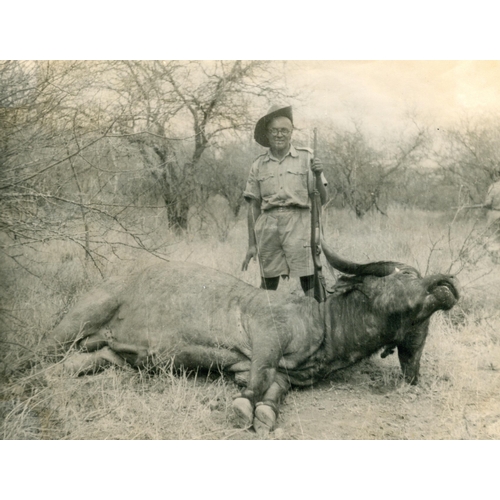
top-left (320, 241), bottom-right (460, 385)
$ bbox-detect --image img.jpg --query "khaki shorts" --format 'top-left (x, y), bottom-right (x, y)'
top-left (254, 207), bottom-right (314, 278)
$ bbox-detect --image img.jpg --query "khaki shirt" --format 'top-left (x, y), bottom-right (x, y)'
top-left (243, 144), bottom-right (327, 211)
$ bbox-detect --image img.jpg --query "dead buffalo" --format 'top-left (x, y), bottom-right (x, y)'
top-left (48, 242), bottom-right (459, 435)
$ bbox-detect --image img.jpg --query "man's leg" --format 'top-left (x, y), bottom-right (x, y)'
top-left (281, 210), bottom-right (315, 294)
top-left (300, 274), bottom-right (314, 297)
top-left (261, 276), bottom-right (280, 290)
top-left (255, 212), bottom-right (289, 285)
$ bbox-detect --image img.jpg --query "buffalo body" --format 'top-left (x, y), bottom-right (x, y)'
top-left (50, 254), bottom-right (459, 434)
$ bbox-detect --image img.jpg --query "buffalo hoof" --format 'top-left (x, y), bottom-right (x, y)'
top-left (253, 403), bottom-right (276, 438)
top-left (233, 397), bottom-right (254, 428)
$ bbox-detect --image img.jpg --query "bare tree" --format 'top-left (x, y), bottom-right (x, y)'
top-left (320, 121), bottom-right (428, 217)
top-left (0, 60), bottom-right (296, 281)
top-left (436, 116), bottom-right (500, 205)
top-left (103, 60), bottom-right (293, 230)
top-left (0, 61), bottom-right (171, 276)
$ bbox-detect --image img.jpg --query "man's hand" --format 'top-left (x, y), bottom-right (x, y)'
top-left (242, 245), bottom-right (258, 271)
top-left (311, 157), bottom-right (323, 176)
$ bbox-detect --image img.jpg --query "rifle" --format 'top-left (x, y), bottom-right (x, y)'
top-left (310, 128), bottom-right (327, 303)
top-left (451, 204), bottom-right (500, 212)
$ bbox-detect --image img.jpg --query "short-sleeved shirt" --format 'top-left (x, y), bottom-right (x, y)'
top-left (243, 144), bottom-right (327, 211)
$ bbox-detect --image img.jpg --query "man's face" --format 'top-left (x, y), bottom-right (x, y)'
top-left (267, 116), bottom-right (293, 153)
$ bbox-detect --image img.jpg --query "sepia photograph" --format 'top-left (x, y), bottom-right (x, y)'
top-left (2, 2), bottom-right (499, 495)
top-left (1, 59), bottom-right (499, 442)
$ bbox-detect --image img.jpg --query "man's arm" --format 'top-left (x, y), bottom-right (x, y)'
top-left (241, 198), bottom-right (261, 271)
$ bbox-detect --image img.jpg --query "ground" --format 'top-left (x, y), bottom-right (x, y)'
top-left (2, 338), bottom-right (499, 440)
top-left (1, 208), bottom-right (499, 440)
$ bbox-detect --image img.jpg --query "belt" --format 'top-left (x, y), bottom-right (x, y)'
top-left (264, 205), bottom-right (309, 212)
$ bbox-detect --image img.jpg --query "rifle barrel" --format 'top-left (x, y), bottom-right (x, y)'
top-left (451, 204), bottom-right (500, 212)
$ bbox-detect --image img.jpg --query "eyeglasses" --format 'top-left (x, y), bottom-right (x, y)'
top-left (268, 128), bottom-right (292, 137)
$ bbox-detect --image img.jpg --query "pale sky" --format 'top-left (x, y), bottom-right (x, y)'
top-left (283, 61), bottom-right (500, 136)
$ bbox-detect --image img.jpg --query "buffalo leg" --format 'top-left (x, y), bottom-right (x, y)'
top-left (397, 323), bottom-right (429, 385)
top-left (233, 397), bottom-right (254, 428)
top-left (54, 347), bottom-right (127, 376)
top-left (231, 337), bottom-right (284, 431)
top-left (232, 366), bottom-right (277, 430)
top-left (398, 344), bottom-right (424, 385)
top-left (253, 372), bottom-right (290, 436)
top-left (50, 289), bottom-right (120, 352)
top-left (79, 334), bottom-right (108, 352)
top-left (231, 366), bottom-right (253, 428)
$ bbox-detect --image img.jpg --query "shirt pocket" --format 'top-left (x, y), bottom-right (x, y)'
top-left (257, 172), bottom-right (276, 197)
top-left (285, 167), bottom-right (308, 195)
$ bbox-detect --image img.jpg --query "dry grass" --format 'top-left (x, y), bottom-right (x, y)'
top-left (1, 207), bottom-right (499, 440)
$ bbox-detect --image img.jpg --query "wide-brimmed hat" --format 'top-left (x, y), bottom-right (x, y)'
top-left (254, 104), bottom-right (293, 147)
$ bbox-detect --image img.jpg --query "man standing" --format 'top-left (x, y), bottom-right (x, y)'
top-left (241, 104), bottom-right (328, 297)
